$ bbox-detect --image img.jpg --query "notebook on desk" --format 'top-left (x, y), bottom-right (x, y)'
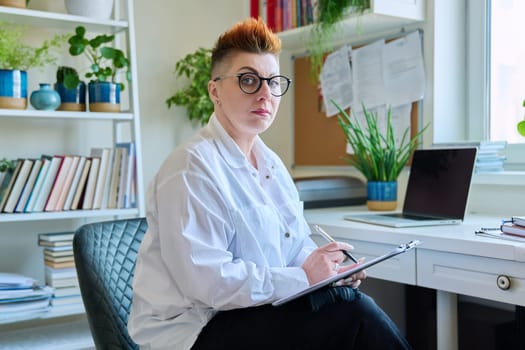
top-left (343, 147), bottom-right (478, 228)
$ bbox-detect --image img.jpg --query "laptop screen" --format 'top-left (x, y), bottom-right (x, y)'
top-left (403, 148), bottom-right (477, 219)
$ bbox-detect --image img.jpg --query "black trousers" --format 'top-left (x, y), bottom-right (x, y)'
top-left (191, 288), bottom-right (411, 350)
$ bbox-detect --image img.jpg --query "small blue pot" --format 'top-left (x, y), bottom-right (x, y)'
top-left (0, 69), bottom-right (27, 109)
top-left (55, 82), bottom-right (86, 111)
top-left (30, 83), bottom-right (61, 110)
top-left (88, 81), bottom-right (120, 112)
top-left (367, 181), bottom-right (397, 211)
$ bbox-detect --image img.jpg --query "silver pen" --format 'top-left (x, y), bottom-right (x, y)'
top-left (313, 224), bottom-right (359, 264)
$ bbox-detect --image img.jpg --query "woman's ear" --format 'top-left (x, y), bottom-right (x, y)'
top-left (208, 80), bottom-right (218, 103)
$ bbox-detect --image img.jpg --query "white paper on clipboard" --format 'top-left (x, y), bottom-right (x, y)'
top-left (272, 240), bottom-right (422, 307)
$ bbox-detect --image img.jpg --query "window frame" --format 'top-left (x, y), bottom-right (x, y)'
top-left (466, 0), bottom-right (525, 170)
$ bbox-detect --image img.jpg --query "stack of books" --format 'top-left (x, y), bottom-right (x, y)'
top-left (432, 140), bottom-right (507, 173)
top-left (38, 232), bottom-right (82, 307)
top-left (474, 141), bottom-right (507, 173)
top-left (501, 216), bottom-right (525, 238)
top-left (0, 272), bottom-right (53, 322)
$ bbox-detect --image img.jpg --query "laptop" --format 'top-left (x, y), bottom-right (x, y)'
top-left (343, 147), bottom-right (478, 228)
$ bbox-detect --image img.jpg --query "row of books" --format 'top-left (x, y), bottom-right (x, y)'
top-left (38, 232), bottom-right (83, 307)
top-left (251, 0), bottom-right (316, 33)
top-left (0, 142), bottom-right (137, 214)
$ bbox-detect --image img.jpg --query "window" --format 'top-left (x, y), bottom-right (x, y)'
top-left (468, 0), bottom-right (525, 168)
top-left (489, 0), bottom-right (525, 144)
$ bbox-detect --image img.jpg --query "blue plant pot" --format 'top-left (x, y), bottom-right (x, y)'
top-left (0, 69), bottom-right (27, 109)
top-left (367, 181), bottom-right (397, 211)
top-left (30, 83), bottom-right (61, 111)
top-left (55, 82), bottom-right (86, 111)
top-left (88, 81), bottom-right (120, 112)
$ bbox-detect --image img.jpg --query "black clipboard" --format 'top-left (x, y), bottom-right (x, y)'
top-left (272, 240), bottom-right (422, 306)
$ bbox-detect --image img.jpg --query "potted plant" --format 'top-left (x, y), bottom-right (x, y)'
top-left (55, 66), bottom-right (86, 111)
top-left (64, 25), bottom-right (130, 112)
top-left (335, 100), bottom-right (427, 210)
top-left (0, 21), bottom-right (64, 109)
top-left (166, 47), bottom-right (213, 126)
top-left (308, 0), bottom-right (370, 79)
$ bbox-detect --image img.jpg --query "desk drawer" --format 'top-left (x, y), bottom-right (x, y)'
top-left (311, 235), bottom-right (416, 285)
top-left (418, 249), bottom-right (525, 306)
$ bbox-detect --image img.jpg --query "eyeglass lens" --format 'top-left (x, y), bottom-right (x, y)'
top-left (238, 73), bottom-right (290, 97)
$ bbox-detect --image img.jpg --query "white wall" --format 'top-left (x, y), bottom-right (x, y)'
top-left (133, 0), bottom-right (249, 189)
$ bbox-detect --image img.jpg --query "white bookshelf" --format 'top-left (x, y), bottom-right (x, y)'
top-left (0, 0), bottom-right (144, 347)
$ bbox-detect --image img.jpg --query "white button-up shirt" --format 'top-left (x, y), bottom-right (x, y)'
top-left (128, 115), bottom-right (316, 350)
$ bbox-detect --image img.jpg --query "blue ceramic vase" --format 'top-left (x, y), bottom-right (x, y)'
top-left (30, 83), bottom-right (61, 110)
top-left (0, 69), bottom-right (27, 109)
top-left (367, 181), bottom-right (397, 211)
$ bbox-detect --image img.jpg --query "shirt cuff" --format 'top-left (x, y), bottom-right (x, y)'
top-left (269, 266), bottom-right (310, 299)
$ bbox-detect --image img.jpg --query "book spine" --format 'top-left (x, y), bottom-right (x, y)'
top-left (250, 0), bottom-right (259, 18)
top-left (3, 159), bottom-right (33, 213)
top-left (0, 159), bottom-right (22, 211)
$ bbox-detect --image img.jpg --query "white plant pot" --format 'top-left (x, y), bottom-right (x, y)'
top-left (64, 0), bottom-right (114, 20)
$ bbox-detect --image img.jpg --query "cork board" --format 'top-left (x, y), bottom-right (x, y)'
top-left (293, 55), bottom-right (420, 167)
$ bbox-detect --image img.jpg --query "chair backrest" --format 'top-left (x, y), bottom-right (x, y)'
top-left (73, 217), bottom-right (147, 350)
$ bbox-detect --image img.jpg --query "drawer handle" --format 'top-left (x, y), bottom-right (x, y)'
top-left (497, 275), bottom-right (511, 290)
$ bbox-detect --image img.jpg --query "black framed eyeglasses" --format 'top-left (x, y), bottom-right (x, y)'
top-left (213, 72), bottom-right (292, 97)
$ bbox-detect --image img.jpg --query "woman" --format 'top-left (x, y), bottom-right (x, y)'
top-left (128, 17), bottom-right (411, 350)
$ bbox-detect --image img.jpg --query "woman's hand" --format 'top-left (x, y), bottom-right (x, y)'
top-left (332, 257), bottom-right (367, 288)
top-left (301, 242), bottom-right (364, 285)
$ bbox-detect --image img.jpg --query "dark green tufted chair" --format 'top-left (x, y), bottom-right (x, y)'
top-left (73, 217), bottom-right (147, 350)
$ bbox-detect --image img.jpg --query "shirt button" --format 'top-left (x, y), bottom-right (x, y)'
top-left (265, 175), bottom-right (270, 179)
top-left (284, 232), bottom-right (290, 238)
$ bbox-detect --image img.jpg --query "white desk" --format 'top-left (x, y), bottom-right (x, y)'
top-left (304, 206), bottom-right (525, 350)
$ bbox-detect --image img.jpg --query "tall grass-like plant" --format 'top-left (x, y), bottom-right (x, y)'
top-left (335, 100), bottom-right (427, 181)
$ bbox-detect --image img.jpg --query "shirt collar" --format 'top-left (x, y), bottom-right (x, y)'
top-left (208, 114), bottom-right (273, 170)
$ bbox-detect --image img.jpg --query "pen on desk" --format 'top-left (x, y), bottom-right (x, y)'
top-left (313, 224), bottom-right (359, 264)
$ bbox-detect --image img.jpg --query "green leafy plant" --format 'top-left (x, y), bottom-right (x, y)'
top-left (518, 100), bottom-right (525, 137)
top-left (64, 26), bottom-right (130, 90)
top-left (0, 21), bottom-right (65, 71)
top-left (166, 47), bottom-right (213, 126)
top-left (335, 100), bottom-right (428, 181)
top-left (308, 0), bottom-right (370, 79)
top-left (56, 66), bottom-right (80, 85)
top-left (0, 158), bottom-right (15, 173)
